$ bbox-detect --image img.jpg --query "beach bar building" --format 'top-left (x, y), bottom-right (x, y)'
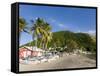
top-left (19, 46), bottom-right (44, 59)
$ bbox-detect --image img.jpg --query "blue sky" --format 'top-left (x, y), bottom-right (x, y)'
top-left (19, 4), bottom-right (96, 46)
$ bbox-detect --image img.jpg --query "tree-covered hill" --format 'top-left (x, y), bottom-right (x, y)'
top-left (21, 31), bottom-right (96, 53)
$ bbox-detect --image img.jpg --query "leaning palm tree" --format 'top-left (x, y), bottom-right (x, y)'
top-left (19, 17), bottom-right (28, 39)
top-left (30, 17), bottom-right (52, 51)
top-left (46, 32), bottom-right (52, 49)
top-left (19, 17), bottom-right (29, 63)
top-left (30, 18), bottom-right (45, 50)
top-left (39, 29), bottom-right (47, 49)
top-left (42, 23), bottom-right (52, 49)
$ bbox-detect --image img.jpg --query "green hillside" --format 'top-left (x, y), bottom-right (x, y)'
top-left (21, 31), bottom-right (96, 53)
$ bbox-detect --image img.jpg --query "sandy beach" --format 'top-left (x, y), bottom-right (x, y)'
top-left (19, 54), bottom-right (96, 71)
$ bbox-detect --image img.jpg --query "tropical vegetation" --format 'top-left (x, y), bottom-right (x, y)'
top-left (19, 17), bottom-right (96, 54)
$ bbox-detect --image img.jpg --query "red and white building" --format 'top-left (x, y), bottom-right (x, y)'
top-left (19, 46), bottom-right (44, 59)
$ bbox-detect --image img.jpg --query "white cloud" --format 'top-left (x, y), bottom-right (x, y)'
top-left (86, 30), bottom-right (96, 36)
top-left (49, 18), bottom-right (67, 28)
top-left (87, 30), bottom-right (96, 34)
top-left (51, 19), bottom-right (56, 23)
top-left (58, 23), bottom-right (66, 28)
top-left (59, 23), bottom-right (64, 27)
top-left (48, 17), bottom-right (68, 31)
top-left (77, 30), bottom-right (95, 33)
top-left (76, 30), bottom-right (96, 36)
top-left (49, 18), bottom-right (56, 23)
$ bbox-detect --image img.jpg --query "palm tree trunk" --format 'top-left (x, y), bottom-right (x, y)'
top-left (42, 40), bottom-right (45, 50)
top-left (39, 40), bottom-right (42, 48)
top-left (39, 37), bottom-right (44, 49)
top-left (45, 40), bottom-right (48, 50)
top-left (35, 35), bottom-right (37, 51)
top-left (32, 33), bottom-right (34, 51)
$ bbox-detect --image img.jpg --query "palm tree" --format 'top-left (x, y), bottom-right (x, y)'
top-left (45, 32), bottom-right (52, 49)
top-left (37, 23), bottom-right (52, 50)
top-left (30, 18), bottom-right (52, 51)
top-left (19, 17), bottom-right (28, 45)
top-left (43, 23), bottom-right (52, 49)
top-left (19, 17), bottom-right (29, 62)
top-left (30, 18), bottom-right (45, 50)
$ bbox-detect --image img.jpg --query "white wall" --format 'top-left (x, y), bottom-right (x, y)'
top-left (0, 0), bottom-right (99, 76)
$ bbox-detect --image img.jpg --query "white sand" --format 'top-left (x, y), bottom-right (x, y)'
top-left (19, 54), bottom-right (96, 71)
